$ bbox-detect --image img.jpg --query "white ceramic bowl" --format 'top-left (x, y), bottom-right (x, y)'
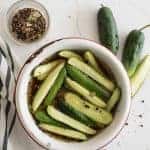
top-left (15, 38), bottom-right (131, 150)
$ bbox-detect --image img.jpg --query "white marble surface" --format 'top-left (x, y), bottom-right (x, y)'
top-left (0, 0), bottom-right (150, 149)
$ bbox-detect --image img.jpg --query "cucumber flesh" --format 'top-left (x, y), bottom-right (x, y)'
top-left (106, 88), bottom-right (121, 112)
top-left (57, 100), bottom-right (97, 128)
top-left (44, 67), bottom-right (66, 106)
top-left (131, 55), bottom-right (150, 96)
top-left (39, 123), bottom-right (87, 140)
top-left (84, 51), bottom-right (104, 75)
top-left (64, 92), bottom-right (112, 125)
top-left (47, 106), bottom-right (96, 135)
top-left (32, 62), bottom-right (65, 112)
top-left (58, 50), bottom-right (83, 60)
top-left (68, 57), bottom-right (115, 91)
top-left (34, 111), bottom-right (67, 128)
top-left (33, 59), bottom-right (64, 80)
top-left (66, 77), bottom-right (106, 108)
top-left (66, 64), bottom-right (111, 100)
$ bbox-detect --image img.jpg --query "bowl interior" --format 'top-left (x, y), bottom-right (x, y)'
top-left (15, 38), bottom-right (131, 150)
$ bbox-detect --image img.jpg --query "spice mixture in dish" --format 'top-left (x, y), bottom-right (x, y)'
top-left (11, 8), bottom-right (46, 42)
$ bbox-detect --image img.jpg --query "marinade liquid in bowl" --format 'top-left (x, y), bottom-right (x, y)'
top-left (27, 50), bottom-right (121, 141)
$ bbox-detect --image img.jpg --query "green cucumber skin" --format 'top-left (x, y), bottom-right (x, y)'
top-left (97, 7), bottom-right (119, 54)
top-left (122, 30), bottom-right (144, 77)
top-left (131, 55), bottom-right (150, 96)
top-left (44, 67), bottom-right (66, 106)
top-left (34, 111), bottom-right (67, 128)
top-left (57, 100), bottom-right (97, 128)
top-left (66, 64), bottom-right (111, 101)
top-left (47, 106), bottom-right (96, 135)
top-left (39, 123), bottom-right (87, 141)
top-left (64, 92), bottom-right (112, 125)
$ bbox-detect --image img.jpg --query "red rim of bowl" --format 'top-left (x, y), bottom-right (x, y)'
top-left (14, 37), bottom-right (131, 150)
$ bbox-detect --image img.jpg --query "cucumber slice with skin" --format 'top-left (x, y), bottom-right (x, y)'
top-left (47, 106), bottom-right (96, 135)
top-left (32, 62), bottom-right (65, 112)
top-left (68, 57), bottom-right (115, 91)
top-left (39, 123), bottom-right (87, 140)
top-left (84, 51), bottom-right (104, 75)
top-left (106, 88), bottom-right (121, 112)
top-left (35, 111), bottom-right (68, 128)
top-left (33, 59), bottom-right (64, 80)
top-left (64, 92), bottom-right (112, 125)
top-left (66, 77), bottom-right (106, 108)
top-left (66, 64), bottom-right (111, 100)
top-left (57, 100), bottom-right (98, 128)
top-left (58, 50), bottom-right (83, 60)
top-left (131, 55), bottom-right (150, 96)
top-left (44, 67), bottom-right (66, 106)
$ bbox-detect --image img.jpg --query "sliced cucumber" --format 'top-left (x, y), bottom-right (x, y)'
top-left (131, 55), bottom-right (150, 96)
top-left (33, 59), bottom-right (63, 80)
top-left (64, 92), bottom-right (112, 125)
top-left (84, 51), bottom-right (104, 75)
top-left (106, 88), bottom-right (121, 112)
top-left (47, 106), bottom-right (96, 135)
top-left (66, 64), bottom-right (111, 100)
top-left (35, 111), bottom-right (67, 128)
top-left (65, 77), bottom-right (106, 107)
top-left (39, 123), bottom-right (87, 140)
top-left (32, 62), bottom-right (65, 112)
top-left (57, 100), bottom-right (97, 128)
top-left (58, 50), bottom-right (83, 60)
top-left (68, 58), bottom-right (115, 91)
top-left (44, 67), bottom-right (66, 106)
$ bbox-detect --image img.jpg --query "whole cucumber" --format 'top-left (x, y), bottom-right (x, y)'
top-left (97, 6), bottom-right (119, 54)
top-left (122, 30), bottom-right (144, 77)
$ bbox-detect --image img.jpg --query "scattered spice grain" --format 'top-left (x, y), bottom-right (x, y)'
top-left (84, 104), bottom-right (90, 108)
top-left (138, 114), bottom-right (143, 118)
top-left (139, 124), bottom-right (143, 128)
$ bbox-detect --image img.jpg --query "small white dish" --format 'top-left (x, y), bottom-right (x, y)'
top-left (5, 0), bottom-right (49, 45)
top-left (15, 38), bottom-right (131, 150)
